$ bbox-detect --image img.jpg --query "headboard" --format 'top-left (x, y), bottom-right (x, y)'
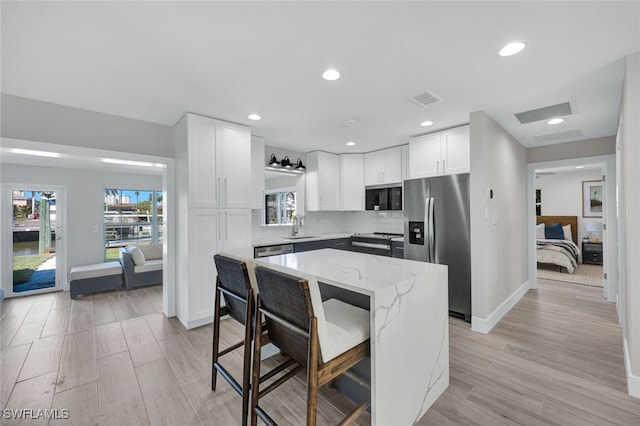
top-left (536, 215), bottom-right (578, 244)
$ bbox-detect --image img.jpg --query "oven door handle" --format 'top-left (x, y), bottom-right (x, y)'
top-left (351, 241), bottom-right (391, 251)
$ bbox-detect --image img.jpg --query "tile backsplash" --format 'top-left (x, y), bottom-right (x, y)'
top-left (252, 210), bottom-right (404, 241)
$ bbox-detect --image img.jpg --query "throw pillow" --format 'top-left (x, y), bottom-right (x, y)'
top-left (545, 222), bottom-right (565, 240)
top-left (536, 223), bottom-right (545, 239)
top-left (129, 246), bottom-right (146, 266)
top-left (562, 224), bottom-right (573, 242)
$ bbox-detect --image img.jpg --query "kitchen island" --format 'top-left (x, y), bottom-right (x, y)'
top-left (256, 248), bottom-right (449, 426)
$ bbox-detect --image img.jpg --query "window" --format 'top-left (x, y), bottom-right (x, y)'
top-left (104, 189), bottom-right (163, 260)
top-left (535, 189), bottom-right (542, 216)
top-left (265, 190), bottom-right (296, 225)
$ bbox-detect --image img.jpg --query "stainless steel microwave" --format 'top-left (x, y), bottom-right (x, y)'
top-left (365, 186), bottom-right (402, 211)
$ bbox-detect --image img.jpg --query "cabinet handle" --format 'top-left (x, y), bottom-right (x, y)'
top-left (436, 161), bottom-right (439, 175)
top-left (224, 178), bottom-right (228, 207)
top-left (218, 214), bottom-right (221, 240)
top-left (443, 159), bottom-right (446, 174)
top-left (217, 177), bottom-right (221, 207)
top-left (225, 211), bottom-right (228, 239)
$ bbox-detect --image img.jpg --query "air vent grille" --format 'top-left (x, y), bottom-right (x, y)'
top-left (515, 102), bottom-right (572, 124)
top-left (534, 129), bottom-right (582, 144)
top-left (409, 90), bottom-right (442, 107)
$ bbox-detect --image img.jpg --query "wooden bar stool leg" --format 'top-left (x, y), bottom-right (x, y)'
top-left (306, 317), bottom-right (319, 426)
top-left (241, 294), bottom-right (254, 426)
top-left (211, 280), bottom-right (222, 391)
top-left (250, 302), bottom-right (263, 426)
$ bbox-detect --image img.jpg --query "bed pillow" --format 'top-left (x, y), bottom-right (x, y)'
top-left (544, 222), bottom-right (565, 240)
top-left (536, 223), bottom-right (545, 239)
top-left (562, 225), bottom-right (573, 242)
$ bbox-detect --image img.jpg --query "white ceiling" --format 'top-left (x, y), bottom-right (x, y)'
top-left (2, 1), bottom-right (639, 154)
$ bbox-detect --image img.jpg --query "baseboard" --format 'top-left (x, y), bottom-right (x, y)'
top-left (186, 314), bottom-right (214, 329)
top-left (623, 336), bottom-right (640, 398)
top-left (471, 280), bottom-right (530, 334)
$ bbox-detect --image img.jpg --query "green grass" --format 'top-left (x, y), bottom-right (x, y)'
top-left (105, 247), bottom-right (121, 261)
top-left (13, 253), bottom-right (54, 284)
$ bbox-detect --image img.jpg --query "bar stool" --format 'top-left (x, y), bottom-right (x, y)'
top-left (251, 264), bottom-right (371, 426)
top-left (212, 253), bottom-right (297, 426)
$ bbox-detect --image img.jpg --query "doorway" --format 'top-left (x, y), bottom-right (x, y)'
top-left (526, 154), bottom-right (618, 305)
top-left (6, 185), bottom-right (65, 296)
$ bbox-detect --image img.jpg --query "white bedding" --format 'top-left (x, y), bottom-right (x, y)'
top-left (536, 239), bottom-right (581, 274)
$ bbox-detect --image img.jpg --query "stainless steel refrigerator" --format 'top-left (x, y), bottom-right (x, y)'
top-left (404, 173), bottom-right (471, 321)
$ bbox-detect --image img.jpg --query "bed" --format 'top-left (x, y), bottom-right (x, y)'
top-left (536, 215), bottom-right (581, 273)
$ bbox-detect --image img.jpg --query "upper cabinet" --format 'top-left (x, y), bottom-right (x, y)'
top-left (176, 113), bottom-right (251, 209)
top-left (364, 146), bottom-right (402, 186)
top-left (306, 151), bottom-right (340, 211)
top-left (340, 154), bottom-right (365, 211)
top-left (409, 125), bottom-right (469, 179)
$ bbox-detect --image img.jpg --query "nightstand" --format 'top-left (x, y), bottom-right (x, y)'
top-left (582, 241), bottom-right (603, 265)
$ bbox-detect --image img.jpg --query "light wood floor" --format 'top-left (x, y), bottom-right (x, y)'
top-left (1, 280), bottom-right (638, 425)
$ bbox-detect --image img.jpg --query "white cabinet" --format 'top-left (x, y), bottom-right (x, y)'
top-left (184, 114), bottom-right (251, 209)
top-left (441, 126), bottom-right (470, 176)
top-left (409, 125), bottom-right (469, 178)
top-left (220, 124), bottom-right (251, 209)
top-left (306, 151), bottom-right (340, 211)
top-left (250, 135), bottom-right (265, 209)
top-left (364, 146), bottom-right (402, 186)
top-left (409, 133), bottom-right (441, 178)
top-left (174, 113), bottom-right (252, 329)
top-left (340, 154), bottom-right (365, 211)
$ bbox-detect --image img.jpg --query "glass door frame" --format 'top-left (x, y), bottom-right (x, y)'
top-left (2, 183), bottom-right (66, 298)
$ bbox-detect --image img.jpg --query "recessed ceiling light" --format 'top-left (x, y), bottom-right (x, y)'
top-left (420, 120), bottom-right (434, 127)
top-left (575, 166), bottom-right (585, 169)
top-left (499, 41), bottom-right (526, 57)
top-left (248, 114), bottom-right (261, 121)
top-left (547, 118), bottom-right (565, 125)
top-left (346, 141), bottom-right (356, 146)
top-left (322, 69), bottom-right (340, 81)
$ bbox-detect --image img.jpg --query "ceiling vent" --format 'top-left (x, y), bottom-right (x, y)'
top-left (409, 90), bottom-right (442, 107)
top-left (534, 129), bottom-right (582, 144)
top-left (515, 102), bottom-right (572, 124)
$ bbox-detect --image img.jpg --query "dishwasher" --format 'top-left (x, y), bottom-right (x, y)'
top-left (253, 244), bottom-right (294, 258)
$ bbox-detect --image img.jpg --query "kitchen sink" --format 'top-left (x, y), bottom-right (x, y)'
top-left (284, 235), bottom-right (319, 240)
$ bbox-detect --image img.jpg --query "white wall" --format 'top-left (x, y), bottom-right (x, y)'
top-left (1, 94), bottom-right (174, 157)
top-left (2, 163), bottom-right (162, 284)
top-left (618, 52), bottom-right (640, 396)
top-left (469, 111), bottom-right (528, 331)
top-left (535, 169), bottom-right (603, 242)
top-left (527, 136), bottom-right (615, 163)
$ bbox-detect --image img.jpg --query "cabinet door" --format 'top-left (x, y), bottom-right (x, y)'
top-left (318, 152), bottom-right (340, 210)
top-left (409, 132), bottom-right (441, 179)
top-left (222, 209), bottom-right (252, 258)
top-left (306, 151), bottom-right (340, 211)
top-left (382, 146), bottom-right (402, 184)
top-left (188, 115), bottom-right (219, 207)
top-left (250, 136), bottom-right (265, 209)
top-left (187, 209), bottom-right (221, 321)
top-left (442, 125), bottom-right (470, 175)
top-left (364, 150), bottom-right (383, 186)
top-left (340, 154), bottom-right (365, 210)
top-left (220, 123), bottom-right (251, 209)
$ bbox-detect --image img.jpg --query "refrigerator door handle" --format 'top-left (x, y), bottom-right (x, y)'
top-left (429, 197), bottom-right (436, 263)
top-left (424, 197), bottom-right (430, 262)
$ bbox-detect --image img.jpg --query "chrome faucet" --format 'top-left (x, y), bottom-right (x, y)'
top-left (291, 216), bottom-right (303, 236)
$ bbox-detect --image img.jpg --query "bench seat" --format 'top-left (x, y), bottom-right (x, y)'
top-left (69, 261), bottom-right (123, 298)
